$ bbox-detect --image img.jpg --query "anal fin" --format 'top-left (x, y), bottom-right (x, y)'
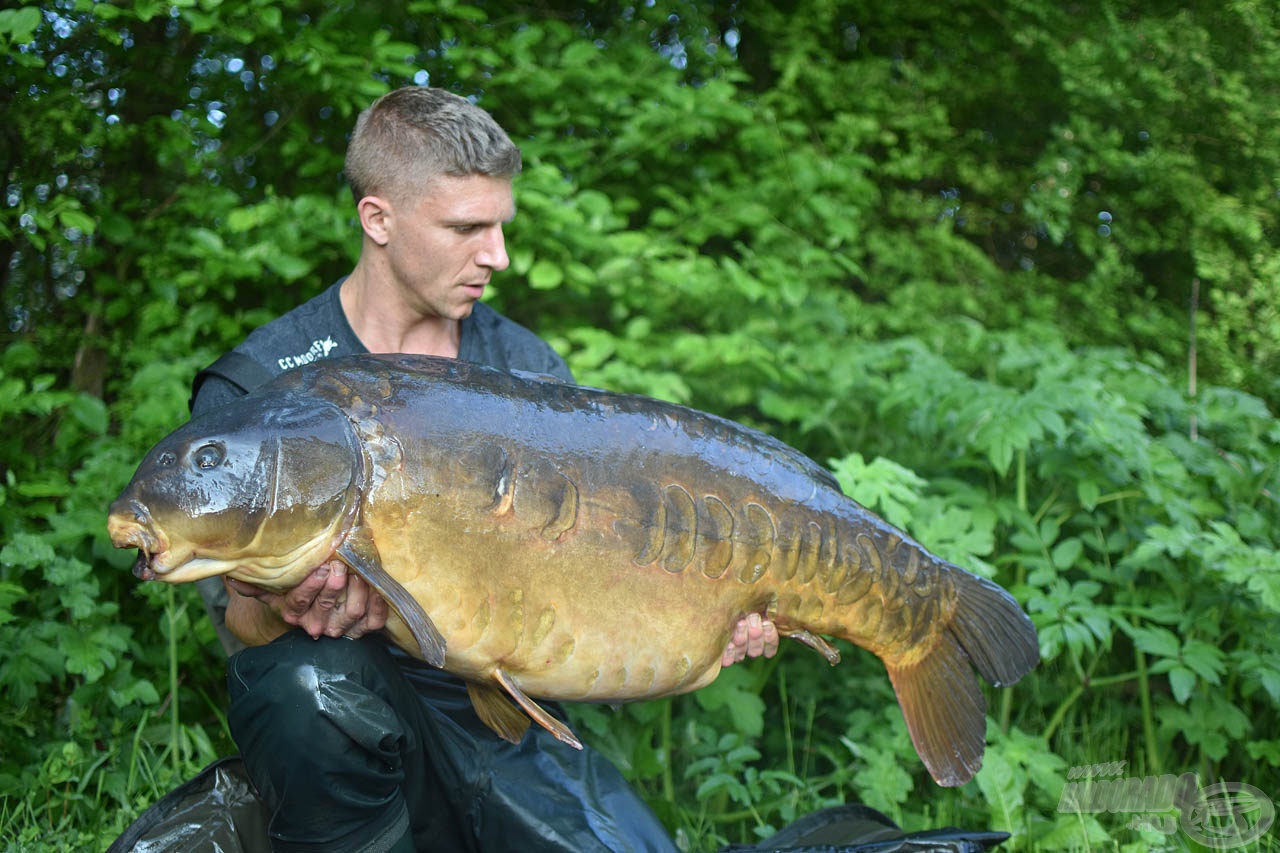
top-left (466, 682), bottom-right (531, 745)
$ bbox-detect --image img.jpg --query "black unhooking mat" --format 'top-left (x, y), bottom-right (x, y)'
top-left (107, 757), bottom-right (270, 853)
top-left (107, 757), bottom-right (1008, 853)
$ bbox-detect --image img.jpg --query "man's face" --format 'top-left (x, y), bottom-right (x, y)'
top-left (382, 174), bottom-right (515, 321)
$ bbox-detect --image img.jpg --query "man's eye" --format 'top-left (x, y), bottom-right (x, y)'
top-left (194, 444), bottom-right (224, 469)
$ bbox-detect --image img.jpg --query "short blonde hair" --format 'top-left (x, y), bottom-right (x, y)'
top-left (344, 87), bottom-right (522, 202)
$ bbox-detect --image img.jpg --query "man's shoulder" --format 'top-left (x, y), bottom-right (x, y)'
top-left (190, 281), bottom-right (357, 415)
top-left (235, 282), bottom-right (357, 374)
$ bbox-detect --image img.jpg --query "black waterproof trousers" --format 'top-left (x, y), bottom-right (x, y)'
top-left (227, 630), bottom-right (677, 853)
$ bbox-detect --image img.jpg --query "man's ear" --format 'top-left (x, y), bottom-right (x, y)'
top-left (357, 195), bottom-right (392, 246)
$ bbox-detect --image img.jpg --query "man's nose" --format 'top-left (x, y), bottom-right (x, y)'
top-left (476, 225), bottom-right (509, 271)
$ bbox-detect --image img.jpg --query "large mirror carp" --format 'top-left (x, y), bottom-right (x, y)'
top-left (108, 354), bottom-right (1038, 787)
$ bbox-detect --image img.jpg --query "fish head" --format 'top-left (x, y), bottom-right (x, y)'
top-left (107, 394), bottom-right (363, 588)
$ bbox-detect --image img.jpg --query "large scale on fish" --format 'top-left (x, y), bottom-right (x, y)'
top-left (108, 354), bottom-right (1038, 787)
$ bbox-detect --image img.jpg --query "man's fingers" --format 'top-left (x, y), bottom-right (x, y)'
top-left (323, 571), bottom-right (367, 638)
top-left (366, 593), bottom-right (389, 629)
top-left (347, 573), bottom-right (373, 619)
top-left (314, 562), bottom-right (348, 611)
top-left (339, 576), bottom-right (391, 639)
top-left (761, 619), bottom-right (780, 659)
top-left (279, 564), bottom-right (338, 636)
top-left (282, 565), bottom-right (329, 613)
top-left (722, 613), bottom-right (781, 667)
top-left (744, 613), bottom-right (765, 657)
top-left (239, 560), bottom-right (388, 641)
top-left (722, 618), bottom-right (747, 667)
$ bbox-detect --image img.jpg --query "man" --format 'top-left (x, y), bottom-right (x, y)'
top-left (191, 86), bottom-right (779, 852)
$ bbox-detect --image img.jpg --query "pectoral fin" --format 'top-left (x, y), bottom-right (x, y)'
top-left (470, 668), bottom-right (583, 750)
top-left (337, 527), bottom-right (446, 668)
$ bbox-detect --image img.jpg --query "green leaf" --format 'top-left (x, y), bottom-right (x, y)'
top-left (695, 772), bottom-right (746, 802)
top-left (528, 259), bottom-right (564, 290)
top-left (975, 748), bottom-right (1024, 834)
top-left (1051, 537), bottom-right (1083, 570)
top-left (1127, 625), bottom-right (1180, 659)
top-left (262, 252), bottom-right (311, 281)
top-left (1076, 479), bottom-right (1101, 510)
top-left (0, 6), bottom-right (41, 42)
top-left (830, 453), bottom-right (926, 529)
top-left (0, 582), bottom-right (25, 625)
top-left (724, 744), bottom-right (762, 765)
top-left (189, 227), bottom-right (226, 252)
top-left (693, 666), bottom-right (765, 737)
top-left (1180, 640), bottom-right (1223, 682)
top-left (0, 533), bottom-right (56, 569)
top-left (1168, 665), bottom-right (1196, 704)
top-left (67, 394), bottom-right (109, 435)
top-left (57, 208), bottom-right (97, 235)
top-left (850, 742), bottom-right (914, 814)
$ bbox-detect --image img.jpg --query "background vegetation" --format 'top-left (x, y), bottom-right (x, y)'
top-left (3, 1), bottom-right (1279, 850)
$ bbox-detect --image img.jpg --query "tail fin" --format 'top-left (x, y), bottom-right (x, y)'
top-left (949, 571), bottom-right (1040, 687)
top-left (884, 569), bottom-right (1038, 787)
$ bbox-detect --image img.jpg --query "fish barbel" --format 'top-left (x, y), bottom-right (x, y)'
top-left (107, 354), bottom-right (1037, 786)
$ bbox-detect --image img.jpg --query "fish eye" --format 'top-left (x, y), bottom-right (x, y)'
top-left (193, 443), bottom-right (224, 470)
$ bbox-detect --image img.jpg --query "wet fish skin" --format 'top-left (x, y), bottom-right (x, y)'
top-left (107, 354), bottom-right (1038, 786)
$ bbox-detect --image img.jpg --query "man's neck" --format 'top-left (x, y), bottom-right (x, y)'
top-left (339, 267), bottom-right (462, 357)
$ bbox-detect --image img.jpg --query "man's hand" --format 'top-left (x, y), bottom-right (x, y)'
top-left (722, 612), bottom-right (779, 667)
top-left (225, 561), bottom-right (390, 647)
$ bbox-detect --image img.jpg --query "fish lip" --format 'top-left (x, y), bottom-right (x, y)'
top-left (132, 552), bottom-right (158, 581)
top-left (108, 500), bottom-right (170, 580)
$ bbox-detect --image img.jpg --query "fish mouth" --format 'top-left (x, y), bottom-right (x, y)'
top-left (132, 552), bottom-right (158, 581)
top-left (107, 500), bottom-right (170, 581)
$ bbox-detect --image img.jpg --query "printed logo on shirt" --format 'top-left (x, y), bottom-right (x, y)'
top-left (278, 336), bottom-right (339, 371)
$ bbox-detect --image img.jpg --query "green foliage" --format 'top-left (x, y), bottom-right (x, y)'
top-left (0, 344), bottom-right (227, 849)
top-left (4, 0), bottom-right (1280, 850)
